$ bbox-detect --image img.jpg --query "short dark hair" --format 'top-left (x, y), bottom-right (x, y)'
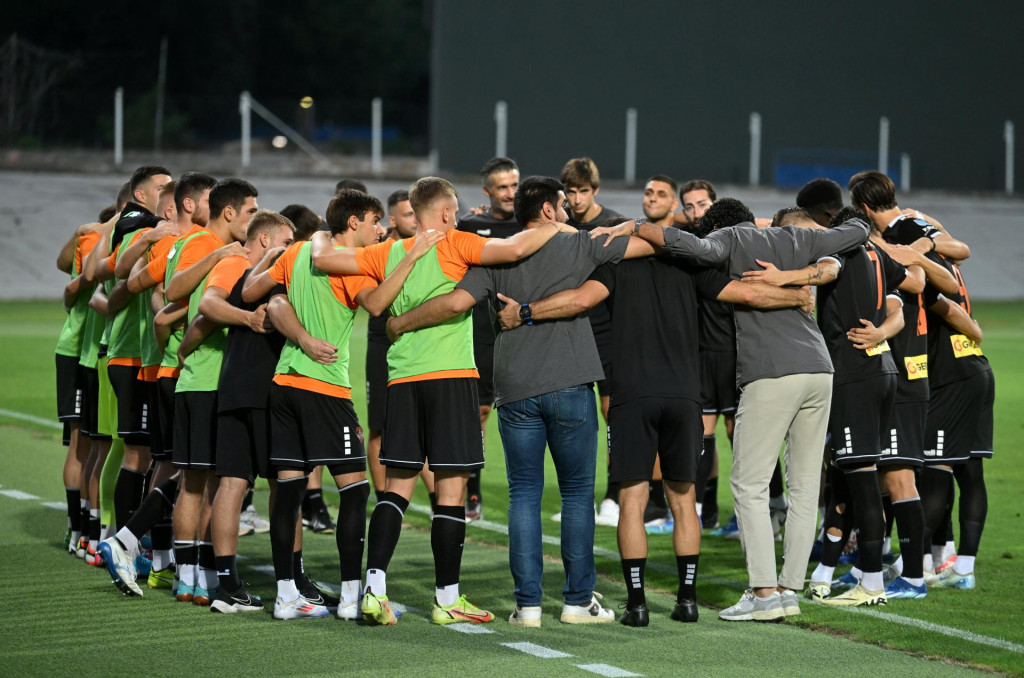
top-left (697, 197), bottom-right (754, 232)
top-left (209, 178), bottom-right (258, 220)
top-left (387, 189), bottom-right (410, 210)
top-left (279, 204), bottom-right (320, 241)
top-left (796, 178), bottom-right (844, 226)
top-left (246, 209), bottom-right (295, 243)
top-left (829, 205), bottom-right (870, 230)
top-left (173, 171), bottom-right (217, 214)
top-left (560, 157), bottom-right (601, 189)
top-left (326, 189), bottom-right (385, 236)
top-left (771, 206), bottom-right (813, 228)
top-left (480, 157), bottom-right (518, 186)
top-left (409, 177), bottom-right (459, 214)
top-left (335, 178), bottom-right (368, 194)
top-left (848, 170), bottom-right (897, 212)
top-left (129, 165), bottom-right (171, 197)
top-left (646, 174), bottom-right (678, 195)
top-left (513, 176), bottom-right (563, 225)
top-left (679, 179), bottom-right (716, 202)
top-left (115, 182), bottom-right (132, 211)
top-left (98, 204), bottom-right (118, 223)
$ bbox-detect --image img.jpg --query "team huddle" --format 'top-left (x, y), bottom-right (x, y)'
top-left (52, 156), bottom-right (993, 627)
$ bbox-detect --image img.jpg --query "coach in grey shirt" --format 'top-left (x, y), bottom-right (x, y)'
top-left (387, 176), bottom-right (653, 625)
top-left (594, 198), bottom-right (868, 621)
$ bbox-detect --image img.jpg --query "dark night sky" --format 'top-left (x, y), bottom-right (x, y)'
top-left (1, 0), bottom-right (431, 149)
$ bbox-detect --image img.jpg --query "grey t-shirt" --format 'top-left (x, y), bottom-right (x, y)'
top-left (457, 230), bottom-right (629, 406)
top-left (661, 219), bottom-right (870, 386)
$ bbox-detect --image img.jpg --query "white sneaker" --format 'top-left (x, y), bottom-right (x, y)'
top-left (560, 595), bottom-right (614, 624)
top-left (508, 604), bottom-right (542, 627)
top-left (550, 512), bottom-right (562, 522)
top-left (719, 590), bottom-right (784, 622)
top-left (594, 498), bottom-right (620, 527)
top-left (241, 505), bottom-right (270, 534)
top-left (336, 599), bottom-right (361, 620)
top-left (273, 595), bottom-right (329, 620)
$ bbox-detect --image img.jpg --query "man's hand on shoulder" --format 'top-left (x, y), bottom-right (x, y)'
top-left (408, 228), bottom-right (446, 259)
top-left (589, 219), bottom-right (634, 246)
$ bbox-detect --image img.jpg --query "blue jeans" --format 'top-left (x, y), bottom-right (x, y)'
top-left (497, 384), bottom-right (598, 606)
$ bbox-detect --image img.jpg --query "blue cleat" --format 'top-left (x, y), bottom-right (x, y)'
top-left (831, 571), bottom-right (859, 592)
top-left (934, 570), bottom-right (976, 590)
top-left (710, 514), bottom-right (739, 539)
top-left (884, 577), bottom-right (927, 599)
top-left (99, 537), bottom-right (142, 597)
top-left (646, 518), bottom-right (674, 535)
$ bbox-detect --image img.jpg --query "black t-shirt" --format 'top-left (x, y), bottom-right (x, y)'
top-left (589, 256), bottom-right (726, 404)
top-left (112, 202), bottom-right (162, 251)
top-left (882, 215), bottom-right (940, 402)
top-left (922, 256), bottom-right (990, 388)
top-left (217, 268), bottom-right (287, 412)
top-left (816, 241), bottom-right (905, 386)
top-left (571, 206), bottom-right (625, 366)
top-left (366, 309), bottom-right (390, 346)
top-left (457, 211), bottom-right (522, 348)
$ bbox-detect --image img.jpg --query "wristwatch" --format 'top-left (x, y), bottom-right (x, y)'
top-left (632, 218), bottom-right (647, 236)
top-left (519, 302), bottom-right (533, 326)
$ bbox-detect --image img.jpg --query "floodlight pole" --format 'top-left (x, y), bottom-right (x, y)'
top-left (878, 116), bottom-right (890, 175)
top-left (1006, 120), bottom-right (1015, 195)
top-left (749, 112), bottom-right (761, 186)
top-left (900, 153), bottom-right (911, 192)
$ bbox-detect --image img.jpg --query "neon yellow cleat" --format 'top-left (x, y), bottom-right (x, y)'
top-left (820, 583), bottom-right (887, 607)
top-left (431, 594), bottom-right (495, 625)
top-left (360, 591), bottom-right (397, 626)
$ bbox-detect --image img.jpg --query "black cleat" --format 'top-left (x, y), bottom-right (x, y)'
top-left (211, 586), bottom-right (264, 613)
top-left (619, 604), bottom-right (650, 627)
top-left (670, 598), bottom-right (698, 623)
top-left (300, 579), bottom-right (340, 612)
top-left (306, 505), bottom-right (336, 534)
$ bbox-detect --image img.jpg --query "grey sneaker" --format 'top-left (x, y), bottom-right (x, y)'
top-left (779, 589), bottom-right (801, 616)
top-left (560, 595), bottom-right (614, 624)
top-left (240, 505), bottom-right (270, 534)
top-left (718, 590), bottom-right (784, 622)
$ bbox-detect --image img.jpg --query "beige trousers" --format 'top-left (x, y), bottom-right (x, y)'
top-left (731, 372), bottom-right (832, 590)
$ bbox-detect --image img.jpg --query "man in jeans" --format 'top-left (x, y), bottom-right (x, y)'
top-left (387, 176), bottom-right (653, 626)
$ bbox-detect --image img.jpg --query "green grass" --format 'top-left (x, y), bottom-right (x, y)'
top-left (0, 300), bottom-right (1021, 676)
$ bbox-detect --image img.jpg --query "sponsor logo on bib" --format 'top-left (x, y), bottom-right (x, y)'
top-left (866, 340), bottom-right (891, 357)
top-left (904, 354), bottom-right (928, 380)
top-left (950, 334), bottom-right (983, 358)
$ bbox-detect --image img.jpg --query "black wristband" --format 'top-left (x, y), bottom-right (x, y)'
top-left (519, 302), bottom-right (533, 326)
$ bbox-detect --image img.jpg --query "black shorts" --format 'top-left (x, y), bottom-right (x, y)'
top-left (475, 337), bottom-right (495, 406)
top-left (596, 356), bottom-right (612, 399)
top-left (55, 354), bottom-right (84, 422)
top-left (828, 374), bottom-right (896, 469)
top-left (381, 378), bottom-right (482, 471)
top-left (700, 351), bottom-right (738, 415)
top-left (970, 368), bottom-right (995, 459)
top-left (881, 400), bottom-right (927, 468)
top-left (79, 366), bottom-right (111, 441)
top-left (157, 377), bottom-right (177, 459)
top-left (365, 341), bottom-right (389, 431)
top-left (925, 371), bottom-right (988, 465)
top-left (217, 408), bottom-right (270, 482)
top-left (173, 390), bottom-right (217, 470)
top-left (270, 384), bottom-right (365, 474)
top-left (107, 364), bottom-right (150, 445)
top-left (146, 380), bottom-right (168, 461)
top-left (607, 397), bottom-right (702, 484)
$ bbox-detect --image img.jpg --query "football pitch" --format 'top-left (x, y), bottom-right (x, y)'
top-left (0, 300), bottom-right (1021, 677)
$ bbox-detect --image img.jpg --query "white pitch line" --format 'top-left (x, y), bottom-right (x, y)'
top-left (405, 500), bottom-right (1024, 655)
top-left (0, 489), bottom-right (39, 500)
top-left (41, 501), bottom-right (67, 510)
top-left (0, 408), bottom-right (62, 429)
top-left (501, 642), bottom-right (573, 659)
top-left (576, 663), bottom-right (643, 677)
top-left (446, 622), bottom-right (496, 635)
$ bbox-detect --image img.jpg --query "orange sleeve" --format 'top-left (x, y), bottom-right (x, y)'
top-left (206, 255), bottom-right (249, 293)
top-left (354, 240), bottom-right (395, 281)
top-left (446, 230), bottom-right (488, 265)
top-left (269, 242), bottom-right (304, 288)
top-left (107, 243), bottom-right (120, 272)
top-left (75, 232), bottom-right (102, 272)
top-left (329, 274), bottom-right (378, 310)
top-left (174, 234), bottom-right (221, 272)
top-left (145, 234), bottom-right (177, 282)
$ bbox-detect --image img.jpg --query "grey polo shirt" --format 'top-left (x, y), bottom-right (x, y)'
top-left (661, 219), bottom-right (870, 386)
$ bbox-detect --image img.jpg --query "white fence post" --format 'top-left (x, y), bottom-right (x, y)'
top-left (114, 87), bottom-right (123, 168)
top-left (494, 101), bottom-right (508, 158)
top-left (748, 112), bottom-right (761, 186)
top-left (878, 116), bottom-right (890, 175)
top-left (1006, 120), bottom-right (1015, 195)
top-left (239, 91), bottom-right (251, 169)
top-left (900, 153), bottom-right (911, 192)
top-left (371, 97), bottom-right (383, 176)
top-left (625, 108), bottom-right (638, 185)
